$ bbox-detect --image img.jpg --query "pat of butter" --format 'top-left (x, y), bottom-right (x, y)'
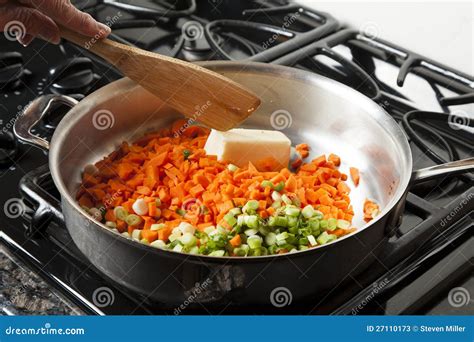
top-left (204, 128), bottom-right (291, 171)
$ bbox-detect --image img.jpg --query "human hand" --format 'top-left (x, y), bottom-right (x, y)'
top-left (0, 0), bottom-right (111, 46)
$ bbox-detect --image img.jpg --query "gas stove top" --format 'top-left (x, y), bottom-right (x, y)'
top-left (0, 0), bottom-right (472, 315)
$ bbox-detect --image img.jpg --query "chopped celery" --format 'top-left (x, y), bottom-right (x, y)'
top-left (173, 244), bottom-right (184, 253)
top-left (246, 200), bottom-right (259, 210)
top-left (271, 200), bottom-right (282, 209)
top-left (316, 231), bottom-right (337, 245)
top-left (179, 233), bottom-right (197, 247)
top-left (320, 219), bottom-right (328, 229)
top-left (298, 237), bottom-right (309, 245)
top-left (276, 232), bottom-right (290, 241)
top-left (229, 208), bottom-right (242, 216)
top-left (261, 180), bottom-right (273, 188)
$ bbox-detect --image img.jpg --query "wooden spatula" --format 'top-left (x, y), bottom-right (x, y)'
top-left (59, 27), bottom-right (261, 131)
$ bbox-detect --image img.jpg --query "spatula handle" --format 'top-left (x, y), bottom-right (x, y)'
top-left (58, 25), bottom-right (124, 64)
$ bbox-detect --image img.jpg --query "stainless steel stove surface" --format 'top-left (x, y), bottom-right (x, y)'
top-left (0, 0), bottom-right (472, 315)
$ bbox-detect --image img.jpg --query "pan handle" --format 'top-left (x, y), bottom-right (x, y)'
top-left (13, 95), bottom-right (78, 151)
top-left (411, 158), bottom-right (474, 183)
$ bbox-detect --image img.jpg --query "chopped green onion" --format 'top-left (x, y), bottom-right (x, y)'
top-left (229, 208), bottom-right (242, 216)
top-left (265, 232), bottom-right (277, 246)
top-left (131, 229), bottom-right (142, 241)
top-left (114, 206), bottom-right (128, 221)
top-left (287, 216), bottom-right (298, 227)
top-left (105, 221), bottom-right (116, 229)
top-left (281, 194), bottom-right (292, 205)
top-left (227, 164), bottom-right (238, 172)
top-left (301, 205), bottom-right (315, 218)
top-left (299, 237), bottom-right (309, 245)
top-left (173, 244), bottom-right (184, 253)
top-left (271, 191), bottom-right (282, 201)
top-left (126, 214), bottom-right (142, 226)
top-left (261, 180), bottom-right (274, 189)
top-left (285, 206), bottom-right (301, 216)
top-left (204, 226), bottom-right (216, 235)
top-left (224, 213), bottom-right (237, 226)
top-left (175, 208), bottom-right (186, 216)
top-left (188, 246), bottom-right (199, 254)
top-left (316, 231), bottom-right (337, 245)
top-left (247, 235), bottom-right (262, 249)
top-left (183, 149), bottom-right (191, 159)
top-left (168, 234), bottom-right (180, 242)
top-left (150, 240), bottom-right (166, 249)
top-left (307, 235), bottom-right (317, 246)
top-left (271, 200), bottom-right (282, 209)
top-left (327, 218), bottom-right (338, 231)
top-left (208, 250), bottom-right (225, 257)
top-left (150, 223), bottom-right (166, 231)
top-left (313, 210), bottom-right (324, 218)
top-left (274, 181), bottom-right (285, 192)
top-left (276, 231), bottom-right (290, 241)
top-left (179, 232), bottom-right (197, 247)
top-left (320, 219), bottom-right (328, 229)
top-left (244, 228), bottom-right (258, 236)
top-left (337, 219), bottom-right (351, 229)
top-left (140, 238), bottom-right (150, 245)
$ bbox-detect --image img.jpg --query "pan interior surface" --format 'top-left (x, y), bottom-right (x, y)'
top-left (50, 61), bottom-right (412, 240)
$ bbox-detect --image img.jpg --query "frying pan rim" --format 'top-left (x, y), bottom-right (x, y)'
top-left (49, 61), bottom-right (413, 262)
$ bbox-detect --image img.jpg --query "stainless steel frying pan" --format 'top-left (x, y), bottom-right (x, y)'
top-left (14, 61), bottom-right (473, 306)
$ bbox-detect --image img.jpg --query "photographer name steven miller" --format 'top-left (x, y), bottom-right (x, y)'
top-left (420, 325), bottom-right (466, 333)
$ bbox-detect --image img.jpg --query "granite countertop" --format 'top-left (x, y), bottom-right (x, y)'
top-left (0, 245), bottom-right (84, 315)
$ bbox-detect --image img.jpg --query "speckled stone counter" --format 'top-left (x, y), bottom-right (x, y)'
top-left (0, 245), bottom-right (84, 315)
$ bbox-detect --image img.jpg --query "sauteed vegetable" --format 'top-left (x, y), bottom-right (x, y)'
top-left (77, 120), bottom-right (380, 256)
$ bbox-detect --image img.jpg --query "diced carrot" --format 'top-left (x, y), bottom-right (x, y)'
top-left (142, 230), bottom-right (158, 242)
top-left (350, 167), bottom-right (360, 186)
top-left (229, 234), bottom-right (241, 247)
top-left (328, 153), bottom-right (341, 166)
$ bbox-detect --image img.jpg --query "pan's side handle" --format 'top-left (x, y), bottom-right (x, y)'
top-left (13, 95), bottom-right (78, 151)
top-left (411, 158), bottom-right (474, 183)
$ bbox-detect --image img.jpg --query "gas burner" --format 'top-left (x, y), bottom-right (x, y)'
top-left (0, 52), bottom-right (31, 91)
top-left (97, 0), bottom-right (196, 19)
top-left (0, 131), bottom-right (18, 168)
top-left (48, 57), bottom-right (100, 95)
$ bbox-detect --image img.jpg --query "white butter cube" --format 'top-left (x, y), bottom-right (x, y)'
top-left (204, 128), bottom-right (291, 171)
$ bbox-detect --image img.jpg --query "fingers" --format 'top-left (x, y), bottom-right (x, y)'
top-left (18, 0), bottom-right (111, 38)
top-left (0, 3), bottom-right (60, 44)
